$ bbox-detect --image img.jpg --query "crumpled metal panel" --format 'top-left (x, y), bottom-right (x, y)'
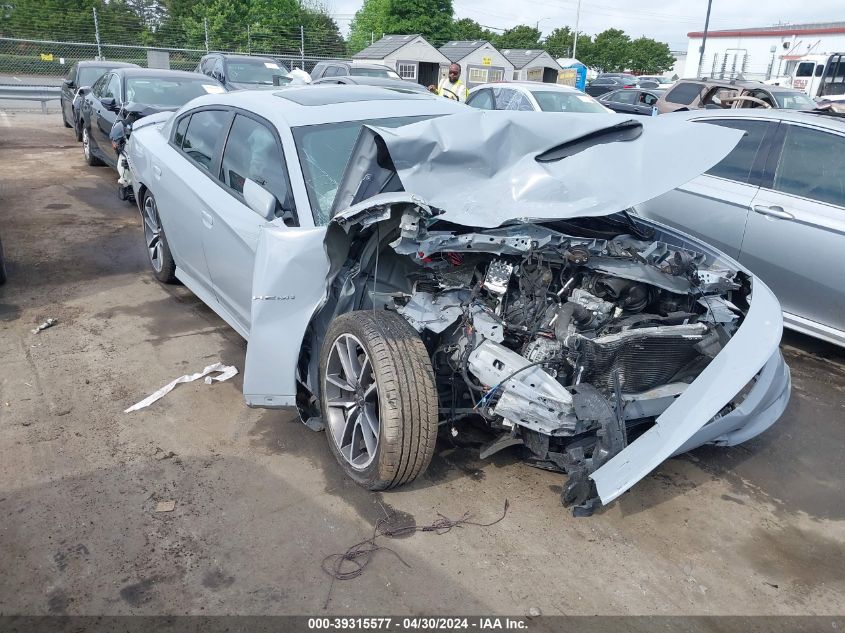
top-left (363, 111), bottom-right (743, 228)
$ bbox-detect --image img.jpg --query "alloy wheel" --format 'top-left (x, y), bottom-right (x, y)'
top-left (142, 195), bottom-right (164, 273)
top-left (324, 333), bottom-right (380, 470)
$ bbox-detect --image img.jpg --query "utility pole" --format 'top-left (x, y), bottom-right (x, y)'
top-left (247, 24), bottom-right (251, 55)
top-left (204, 18), bottom-right (209, 53)
top-left (300, 25), bottom-right (305, 69)
top-left (696, 0), bottom-right (713, 78)
top-left (92, 6), bottom-right (102, 59)
top-left (572, 0), bottom-right (582, 60)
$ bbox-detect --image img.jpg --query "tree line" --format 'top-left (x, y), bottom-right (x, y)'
top-left (1, 0), bottom-right (676, 73)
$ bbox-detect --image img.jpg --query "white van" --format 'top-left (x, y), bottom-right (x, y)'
top-left (789, 53), bottom-right (845, 100)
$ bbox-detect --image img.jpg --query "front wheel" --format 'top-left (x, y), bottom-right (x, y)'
top-left (320, 310), bottom-right (438, 490)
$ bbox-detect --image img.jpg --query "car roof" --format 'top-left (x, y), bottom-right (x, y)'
top-left (213, 54), bottom-right (277, 62)
top-left (664, 107), bottom-right (845, 132)
top-left (471, 82), bottom-right (582, 93)
top-left (115, 68), bottom-right (213, 81)
top-left (77, 60), bottom-right (138, 68)
top-left (175, 85), bottom-right (465, 127)
top-left (316, 76), bottom-right (427, 90)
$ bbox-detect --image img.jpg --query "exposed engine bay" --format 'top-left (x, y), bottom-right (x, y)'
top-left (313, 205), bottom-right (749, 515)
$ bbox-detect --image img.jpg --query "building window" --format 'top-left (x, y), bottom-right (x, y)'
top-left (512, 71), bottom-right (520, 80)
top-left (526, 68), bottom-right (542, 81)
top-left (468, 67), bottom-right (488, 83)
top-left (488, 68), bottom-right (504, 82)
top-left (397, 62), bottom-right (417, 80)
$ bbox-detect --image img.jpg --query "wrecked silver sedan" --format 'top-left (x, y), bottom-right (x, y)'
top-left (127, 86), bottom-right (790, 514)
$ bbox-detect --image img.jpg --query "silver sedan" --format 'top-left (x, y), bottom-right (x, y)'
top-left (127, 86), bottom-right (789, 513)
top-left (637, 109), bottom-right (845, 347)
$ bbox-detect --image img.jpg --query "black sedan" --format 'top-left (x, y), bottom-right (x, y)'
top-left (584, 75), bottom-right (638, 97)
top-left (599, 88), bottom-right (665, 115)
top-left (194, 53), bottom-right (291, 91)
top-left (61, 60), bottom-right (138, 141)
top-left (80, 68), bottom-right (224, 169)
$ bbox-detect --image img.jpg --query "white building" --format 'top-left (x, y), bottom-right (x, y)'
top-left (685, 21), bottom-right (845, 81)
top-left (352, 34), bottom-right (450, 87)
top-left (500, 49), bottom-right (562, 83)
top-left (439, 41), bottom-right (515, 89)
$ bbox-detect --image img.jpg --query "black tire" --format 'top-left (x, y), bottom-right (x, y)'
top-left (74, 116), bottom-right (83, 142)
top-left (82, 126), bottom-right (105, 166)
top-left (320, 310), bottom-right (438, 490)
top-left (0, 236), bottom-right (7, 286)
top-left (141, 190), bottom-right (177, 284)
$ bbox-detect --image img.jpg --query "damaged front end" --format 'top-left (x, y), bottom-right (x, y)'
top-left (248, 112), bottom-right (789, 514)
top-left (296, 196), bottom-right (788, 515)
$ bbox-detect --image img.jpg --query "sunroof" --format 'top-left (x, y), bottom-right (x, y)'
top-left (275, 86), bottom-right (431, 106)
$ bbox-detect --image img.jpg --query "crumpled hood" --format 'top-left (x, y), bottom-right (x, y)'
top-left (336, 111), bottom-right (744, 228)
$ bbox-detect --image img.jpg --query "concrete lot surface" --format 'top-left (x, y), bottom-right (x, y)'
top-left (1, 111), bottom-right (844, 616)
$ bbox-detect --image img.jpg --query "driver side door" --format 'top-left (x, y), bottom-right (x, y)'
top-left (202, 112), bottom-right (298, 334)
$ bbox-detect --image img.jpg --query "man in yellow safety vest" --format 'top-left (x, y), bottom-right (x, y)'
top-left (429, 63), bottom-right (468, 102)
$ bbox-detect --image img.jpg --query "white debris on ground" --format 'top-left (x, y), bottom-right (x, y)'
top-left (124, 362), bottom-right (238, 413)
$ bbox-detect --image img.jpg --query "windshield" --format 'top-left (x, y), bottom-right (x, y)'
top-left (78, 66), bottom-right (111, 88)
top-left (293, 115), bottom-right (436, 225)
top-left (125, 77), bottom-right (223, 108)
top-left (531, 90), bottom-right (607, 113)
top-left (228, 60), bottom-right (291, 85)
top-left (350, 67), bottom-right (402, 80)
top-left (774, 92), bottom-right (817, 109)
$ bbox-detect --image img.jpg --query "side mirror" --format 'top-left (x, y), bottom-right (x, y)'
top-left (101, 97), bottom-right (118, 111)
top-left (243, 179), bottom-right (277, 220)
top-left (63, 78), bottom-right (75, 88)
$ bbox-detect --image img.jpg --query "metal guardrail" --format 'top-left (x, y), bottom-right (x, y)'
top-left (0, 84), bottom-right (61, 113)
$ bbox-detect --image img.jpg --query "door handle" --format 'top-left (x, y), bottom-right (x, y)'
top-left (201, 210), bottom-right (213, 228)
top-left (153, 165), bottom-right (161, 179)
top-left (752, 204), bottom-right (794, 220)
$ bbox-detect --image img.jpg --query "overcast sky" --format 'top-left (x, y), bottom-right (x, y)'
top-left (327, 0), bottom-right (844, 51)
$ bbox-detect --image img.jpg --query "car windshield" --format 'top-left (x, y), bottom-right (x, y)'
top-left (293, 115), bottom-right (436, 225)
top-left (350, 67), bottom-right (402, 80)
top-left (125, 77), bottom-right (223, 107)
top-left (78, 66), bottom-right (111, 87)
top-left (774, 92), bottom-right (817, 109)
top-left (227, 60), bottom-right (291, 85)
top-left (531, 90), bottom-right (607, 113)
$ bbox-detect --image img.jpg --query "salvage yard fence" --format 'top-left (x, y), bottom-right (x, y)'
top-left (0, 6), bottom-right (350, 86)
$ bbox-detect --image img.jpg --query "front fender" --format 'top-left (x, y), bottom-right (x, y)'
top-left (243, 225), bottom-right (330, 408)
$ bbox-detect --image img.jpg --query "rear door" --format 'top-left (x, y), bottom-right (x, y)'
top-left (606, 89), bottom-right (638, 113)
top-left (202, 112), bottom-right (298, 333)
top-left (637, 117), bottom-right (777, 258)
top-left (740, 121), bottom-right (845, 333)
top-left (92, 73), bottom-right (122, 163)
top-left (155, 108), bottom-right (231, 296)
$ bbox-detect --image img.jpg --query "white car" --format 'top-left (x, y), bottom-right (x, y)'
top-left (126, 86), bottom-right (789, 514)
top-left (466, 82), bottom-right (613, 114)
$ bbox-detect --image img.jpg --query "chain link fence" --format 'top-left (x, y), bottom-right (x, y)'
top-left (0, 6), bottom-right (351, 85)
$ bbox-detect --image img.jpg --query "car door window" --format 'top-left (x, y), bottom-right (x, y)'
top-left (180, 109), bottom-right (229, 170)
top-left (592, 78), bottom-right (611, 85)
top-left (467, 89), bottom-right (494, 110)
top-left (698, 119), bottom-right (770, 183)
top-left (219, 114), bottom-right (295, 220)
top-left (613, 90), bottom-right (637, 105)
top-left (92, 75), bottom-right (108, 98)
top-left (494, 88), bottom-right (533, 111)
top-left (173, 115), bottom-right (190, 148)
top-left (665, 82), bottom-right (703, 105)
top-left (640, 92), bottom-right (658, 106)
top-left (773, 125), bottom-right (845, 208)
top-left (106, 74), bottom-right (122, 103)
